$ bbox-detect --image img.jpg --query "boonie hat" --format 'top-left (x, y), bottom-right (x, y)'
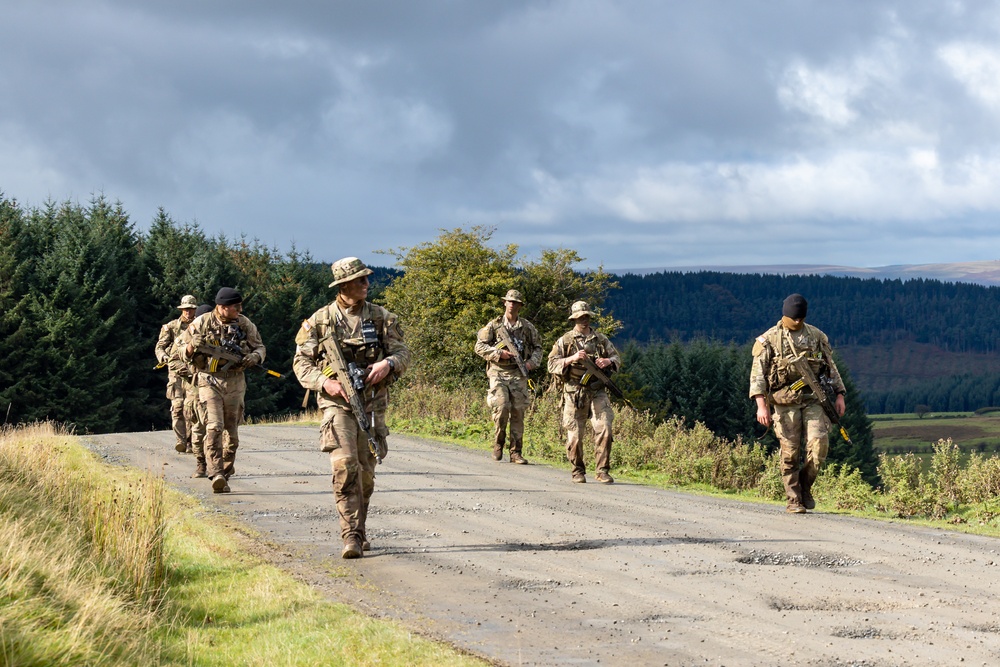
top-left (177, 294), bottom-right (198, 309)
top-left (215, 287), bottom-right (243, 306)
top-left (502, 289), bottom-right (524, 304)
top-left (568, 300), bottom-right (594, 320)
top-left (330, 257), bottom-right (374, 287)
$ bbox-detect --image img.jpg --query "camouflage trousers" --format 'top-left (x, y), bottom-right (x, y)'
top-left (486, 370), bottom-right (531, 455)
top-left (562, 387), bottom-right (614, 476)
top-left (773, 402), bottom-right (830, 504)
top-left (183, 378), bottom-right (206, 463)
top-left (198, 372), bottom-right (245, 480)
top-left (321, 406), bottom-right (387, 542)
top-left (167, 374), bottom-right (189, 449)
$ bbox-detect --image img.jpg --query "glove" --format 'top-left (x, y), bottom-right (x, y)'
top-left (241, 352), bottom-right (260, 369)
top-left (375, 436), bottom-right (388, 463)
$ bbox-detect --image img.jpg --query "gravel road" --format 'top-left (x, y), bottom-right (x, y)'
top-left (86, 425), bottom-right (1000, 667)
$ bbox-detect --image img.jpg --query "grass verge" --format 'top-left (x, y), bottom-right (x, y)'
top-left (0, 422), bottom-right (488, 667)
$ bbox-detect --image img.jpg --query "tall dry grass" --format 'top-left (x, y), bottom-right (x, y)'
top-left (0, 422), bottom-right (165, 665)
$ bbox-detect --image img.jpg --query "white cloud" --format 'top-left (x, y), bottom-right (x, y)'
top-left (938, 41), bottom-right (1000, 109)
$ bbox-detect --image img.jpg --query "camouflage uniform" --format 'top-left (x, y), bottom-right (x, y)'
top-left (547, 301), bottom-right (621, 483)
top-left (750, 316), bottom-right (846, 510)
top-left (172, 304), bottom-right (213, 477)
top-left (155, 295), bottom-right (198, 452)
top-left (183, 295), bottom-right (265, 488)
top-left (474, 289), bottom-right (542, 463)
top-left (293, 258), bottom-right (410, 557)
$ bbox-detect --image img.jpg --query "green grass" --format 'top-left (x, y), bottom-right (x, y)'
top-left (0, 423), bottom-right (488, 667)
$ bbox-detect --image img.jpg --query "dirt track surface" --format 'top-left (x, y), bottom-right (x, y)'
top-left (86, 425), bottom-right (1000, 667)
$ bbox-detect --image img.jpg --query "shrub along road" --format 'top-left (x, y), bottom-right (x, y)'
top-left (87, 425), bottom-right (1000, 666)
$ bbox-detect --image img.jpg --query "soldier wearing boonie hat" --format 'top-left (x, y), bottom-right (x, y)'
top-left (547, 300), bottom-right (621, 484)
top-left (182, 287), bottom-right (267, 495)
top-left (155, 294), bottom-right (199, 454)
top-left (293, 257), bottom-right (410, 559)
top-left (475, 289), bottom-right (543, 465)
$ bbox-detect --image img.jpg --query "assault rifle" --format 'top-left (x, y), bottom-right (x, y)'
top-left (494, 325), bottom-right (535, 390)
top-left (319, 335), bottom-right (382, 463)
top-left (573, 342), bottom-right (625, 400)
top-left (195, 343), bottom-right (283, 378)
top-left (788, 355), bottom-right (851, 444)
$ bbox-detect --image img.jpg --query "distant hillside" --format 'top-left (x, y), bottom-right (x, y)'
top-left (618, 261), bottom-right (1000, 287)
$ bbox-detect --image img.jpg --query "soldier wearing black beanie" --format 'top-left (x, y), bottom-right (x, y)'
top-left (749, 294), bottom-right (846, 514)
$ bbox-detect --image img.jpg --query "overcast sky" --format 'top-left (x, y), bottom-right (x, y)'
top-left (3, 1), bottom-right (1000, 271)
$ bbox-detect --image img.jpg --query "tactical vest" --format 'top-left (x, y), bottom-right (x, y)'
top-left (315, 302), bottom-right (387, 368)
top-left (490, 317), bottom-right (526, 370)
top-left (762, 325), bottom-right (827, 393)
top-left (192, 314), bottom-right (253, 373)
top-left (560, 330), bottom-right (610, 391)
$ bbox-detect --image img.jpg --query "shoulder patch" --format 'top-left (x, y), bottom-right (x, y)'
top-left (301, 319), bottom-right (311, 332)
top-left (756, 336), bottom-right (766, 345)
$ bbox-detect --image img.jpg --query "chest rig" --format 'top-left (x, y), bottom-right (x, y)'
top-left (765, 325), bottom-right (826, 392)
top-left (317, 302), bottom-right (385, 367)
top-left (563, 331), bottom-right (606, 389)
top-left (196, 315), bottom-right (251, 373)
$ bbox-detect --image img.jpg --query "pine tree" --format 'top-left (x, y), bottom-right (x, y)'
top-left (21, 197), bottom-right (145, 432)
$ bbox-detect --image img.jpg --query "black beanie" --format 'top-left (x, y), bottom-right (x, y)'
top-left (194, 304), bottom-right (213, 317)
top-left (782, 293), bottom-right (808, 319)
top-left (215, 287), bottom-right (243, 306)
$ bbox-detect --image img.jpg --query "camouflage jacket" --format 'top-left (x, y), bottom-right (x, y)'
top-left (182, 311), bottom-right (266, 375)
top-left (749, 320), bottom-right (846, 405)
top-left (474, 315), bottom-right (543, 378)
top-left (293, 299), bottom-right (410, 413)
top-left (547, 327), bottom-right (621, 393)
top-left (155, 317), bottom-right (192, 380)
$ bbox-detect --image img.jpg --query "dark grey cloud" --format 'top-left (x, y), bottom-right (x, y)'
top-left (2, 0), bottom-right (1000, 270)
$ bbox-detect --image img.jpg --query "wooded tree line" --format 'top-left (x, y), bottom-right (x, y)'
top-left (608, 271), bottom-right (1000, 353)
top-left (0, 194), bottom-right (339, 433)
top-left (866, 372), bottom-right (1000, 414)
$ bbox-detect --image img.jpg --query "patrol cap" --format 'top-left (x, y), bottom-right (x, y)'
top-left (215, 287), bottom-right (243, 306)
top-left (177, 294), bottom-right (198, 310)
top-left (502, 289), bottom-right (524, 304)
top-left (568, 300), bottom-right (594, 320)
top-left (782, 294), bottom-right (808, 320)
top-left (330, 257), bottom-right (374, 287)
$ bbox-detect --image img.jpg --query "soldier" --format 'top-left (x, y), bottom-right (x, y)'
top-left (171, 304), bottom-right (213, 478)
top-left (474, 289), bottom-right (543, 464)
top-left (182, 288), bottom-right (266, 494)
top-left (293, 257), bottom-right (410, 559)
top-left (155, 294), bottom-right (198, 453)
top-left (750, 293), bottom-right (846, 513)
top-left (547, 301), bottom-right (621, 484)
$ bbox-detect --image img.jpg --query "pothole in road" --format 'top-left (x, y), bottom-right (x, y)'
top-left (967, 623), bottom-right (1000, 633)
top-left (768, 597), bottom-right (898, 612)
top-left (737, 549), bottom-right (863, 568)
top-left (496, 577), bottom-right (569, 592)
top-left (831, 626), bottom-right (897, 640)
top-left (502, 540), bottom-right (604, 552)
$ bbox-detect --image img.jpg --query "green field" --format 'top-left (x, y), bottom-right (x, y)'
top-left (872, 411), bottom-right (1000, 455)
